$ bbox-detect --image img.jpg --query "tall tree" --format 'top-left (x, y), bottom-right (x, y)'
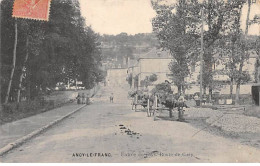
top-left (152, 0), bottom-right (247, 97)
top-left (1, 0), bottom-right (103, 103)
top-left (152, 0), bottom-right (200, 95)
top-left (234, 0), bottom-right (251, 105)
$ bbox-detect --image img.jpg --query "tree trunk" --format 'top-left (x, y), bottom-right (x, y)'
top-left (235, 0), bottom-right (251, 105)
top-left (230, 77), bottom-right (233, 99)
top-left (235, 82), bottom-right (241, 105)
top-left (5, 19), bottom-right (18, 104)
top-left (182, 84), bottom-right (185, 95)
top-left (17, 37), bottom-right (29, 102)
top-left (203, 86), bottom-right (206, 95)
top-left (230, 38), bottom-right (235, 99)
top-left (178, 85), bottom-right (181, 95)
top-left (75, 78), bottom-right (78, 90)
top-left (255, 59), bottom-right (259, 83)
top-left (245, 0), bottom-right (251, 35)
top-left (67, 79), bottom-right (70, 89)
top-left (169, 109), bottom-right (172, 118)
top-left (235, 60), bottom-right (244, 105)
top-left (258, 63), bottom-right (260, 83)
top-left (208, 61), bottom-right (213, 102)
top-left (26, 65), bottom-right (31, 101)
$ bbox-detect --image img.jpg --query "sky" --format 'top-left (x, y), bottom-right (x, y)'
top-left (0, 0), bottom-right (258, 35)
top-left (79, 0), bottom-right (260, 35)
top-left (79, 0), bottom-right (156, 35)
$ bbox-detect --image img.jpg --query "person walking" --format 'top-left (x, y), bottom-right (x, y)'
top-left (110, 93), bottom-right (114, 103)
top-left (76, 93), bottom-right (81, 104)
top-left (82, 93), bottom-right (86, 104)
top-left (177, 94), bottom-right (188, 121)
top-left (194, 94), bottom-right (200, 106)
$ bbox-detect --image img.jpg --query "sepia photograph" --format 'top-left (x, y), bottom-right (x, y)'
top-left (0, 0), bottom-right (260, 163)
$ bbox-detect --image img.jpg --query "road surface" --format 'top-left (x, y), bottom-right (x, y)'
top-left (1, 85), bottom-right (260, 162)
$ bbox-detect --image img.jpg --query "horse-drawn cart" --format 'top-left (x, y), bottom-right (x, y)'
top-left (130, 91), bottom-right (188, 121)
top-left (129, 81), bottom-right (188, 122)
top-left (131, 93), bottom-right (154, 116)
top-left (150, 94), bottom-right (187, 121)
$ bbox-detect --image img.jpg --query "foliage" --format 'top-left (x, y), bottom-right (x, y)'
top-left (151, 82), bottom-right (172, 95)
top-left (128, 90), bottom-right (143, 98)
top-left (152, 0), bottom-right (250, 97)
top-left (148, 74), bottom-right (158, 82)
top-left (254, 37), bottom-right (260, 83)
top-left (140, 74), bottom-right (158, 87)
top-left (100, 33), bottom-right (158, 67)
top-left (0, 0), bottom-right (103, 102)
top-left (152, 0), bottom-right (200, 94)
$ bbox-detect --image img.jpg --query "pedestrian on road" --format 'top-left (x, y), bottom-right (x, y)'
top-left (82, 93), bottom-right (86, 104)
top-left (76, 93), bottom-right (81, 104)
top-left (110, 93), bottom-right (114, 103)
top-left (202, 94), bottom-right (207, 105)
top-left (194, 94), bottom-right (200, 106)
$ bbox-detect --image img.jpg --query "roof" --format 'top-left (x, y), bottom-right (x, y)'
top-left (107, 68), bottom-right (127, 70)
top-left (138, 48), bottom-right (172, 60)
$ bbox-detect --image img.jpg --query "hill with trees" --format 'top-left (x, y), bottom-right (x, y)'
top-left (100, 33), bottom-right (159, 68)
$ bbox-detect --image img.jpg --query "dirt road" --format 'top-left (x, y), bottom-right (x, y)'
top-left (1, 86), bottom-right (260, 163)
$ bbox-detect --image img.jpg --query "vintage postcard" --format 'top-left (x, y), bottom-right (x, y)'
top-left (0, 0), bottom-right (260, 163)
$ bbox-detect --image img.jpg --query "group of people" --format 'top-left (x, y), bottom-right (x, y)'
top-left (194, 94), bottom-right (207, 106)
top-left (76, 93), bottom-right (89, 104)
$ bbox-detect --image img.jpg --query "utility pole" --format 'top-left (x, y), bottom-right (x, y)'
top-left (200, 7), bottom-right (204, 105)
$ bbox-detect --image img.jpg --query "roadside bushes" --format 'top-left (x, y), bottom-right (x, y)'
top-left (0, 99), bottom-right (56, 124)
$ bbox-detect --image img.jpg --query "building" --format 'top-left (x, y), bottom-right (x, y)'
top-left (185, 52), bottom-right (259, 94)
top-left (127, 48), bottom-right (172, 89)
top-left (127, 47), bottom-right (259, 95)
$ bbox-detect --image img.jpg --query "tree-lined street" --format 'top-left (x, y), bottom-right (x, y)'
top-left (1, 0), bottom-right (260, 163)
top-left (1, 85), bottom-right (260, 162)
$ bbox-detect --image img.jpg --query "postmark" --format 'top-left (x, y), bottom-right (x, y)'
top-left (12, 0), bottom-right (52, 21)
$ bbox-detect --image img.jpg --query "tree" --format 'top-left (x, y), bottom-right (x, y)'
top-left (140, 74), bottom-right (158, 88)
top-left (212, 0), bottom-right (258, 104)
top-left (152, 0), bottom-right (199, 95)
top-left (254, 37), bottom-right (260, 83)
top-left (200, 0), bottom-right (247, 100)
top-left (4, 19), bottom-right (18, 104)
top-left (152, 0), bottom-right (247, 98)
top-left (216, 1), bottom-right (244, 99)
top-left (1, 0), bottom-right (103, 103)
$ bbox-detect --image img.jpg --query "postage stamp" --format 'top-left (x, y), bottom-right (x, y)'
top-left (12, 0), bottom-right (52, 21)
